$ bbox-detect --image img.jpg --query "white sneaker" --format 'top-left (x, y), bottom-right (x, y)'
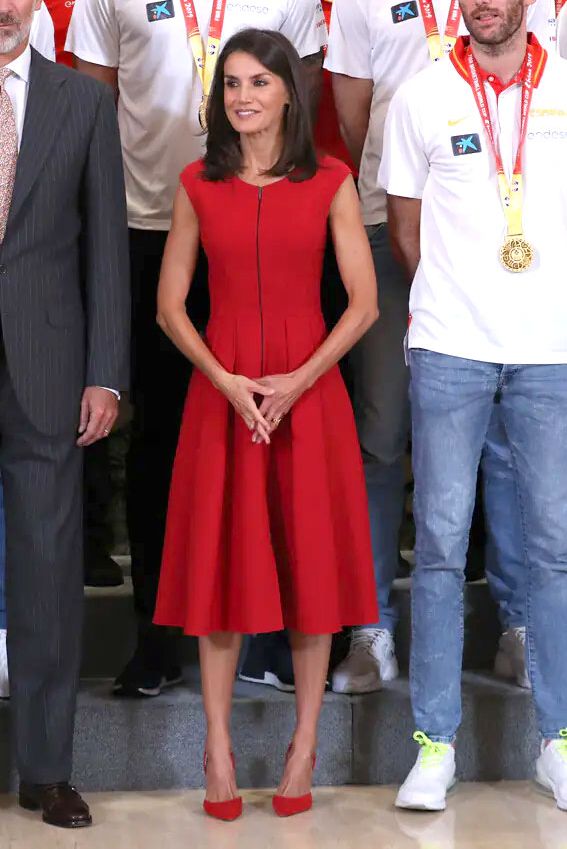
top-left (395, 732), bottom-right (457, 811)
top-left (535, 731), bottom-right (567, 811)
top-left (494, 627), bottom-right (531, 690)
top-left (331, 628), bottom-right (398, 694)
top-left (0, 630), bottom-right (9, 699)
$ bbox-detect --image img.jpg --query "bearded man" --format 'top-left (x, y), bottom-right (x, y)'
top-left (380, 0), bottom-right (567, 813)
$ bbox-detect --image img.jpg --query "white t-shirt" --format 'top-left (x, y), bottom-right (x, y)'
top-left (325, 0), bottom-right (558, 227)
top-left (557, 1), bottom-right (567, 55)
top-left (65, 0), bottom-right (326, 230)
top-left (379, 43), bottom-right (567, 365)
top-left (30, 2), bottom-right (56, 60)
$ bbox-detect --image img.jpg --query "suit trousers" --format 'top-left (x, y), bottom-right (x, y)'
top-left (126, 229), bottom-right (205, 667)
top-left (0, 359), bottom-right (83, 783)
top-left (84, 440), bottom-right (112, 563)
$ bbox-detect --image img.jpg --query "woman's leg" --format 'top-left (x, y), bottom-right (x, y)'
top-left (199, 632), bottom-right (242, 802)
top-left (277, 631), bottom-right (332, 797)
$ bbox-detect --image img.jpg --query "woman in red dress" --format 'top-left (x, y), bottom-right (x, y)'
top-left (154, 28), bottom-right (378, 820)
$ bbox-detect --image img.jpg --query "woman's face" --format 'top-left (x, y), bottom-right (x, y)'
top-left (223, 51), bottom-right (290, 136)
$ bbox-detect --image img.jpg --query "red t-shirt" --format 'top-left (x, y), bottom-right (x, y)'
top-left (314, 1), bottom-right (356, 172)
top-left (44, 0), bottom-right (75, 67)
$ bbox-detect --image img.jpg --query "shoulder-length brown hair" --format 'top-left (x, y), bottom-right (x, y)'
top-left (203, 28), bottom-right (318, 183)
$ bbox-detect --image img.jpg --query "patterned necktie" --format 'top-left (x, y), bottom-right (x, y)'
top-left (0, 68), bottom-right (18, 245)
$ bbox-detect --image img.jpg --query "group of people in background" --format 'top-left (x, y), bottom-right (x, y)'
top-left (1, 0), bottom-right (567, 831)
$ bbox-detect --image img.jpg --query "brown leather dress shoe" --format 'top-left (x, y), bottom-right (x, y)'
top-left (19, 782), bottom-right (92, 828)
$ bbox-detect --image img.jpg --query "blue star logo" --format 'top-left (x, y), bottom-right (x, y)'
top-left (152, 2), bottom-right (171, 18)
top-left (397, 3), bottom-right (416, 18)
top-left (458, 135), bottom-right (478, 153)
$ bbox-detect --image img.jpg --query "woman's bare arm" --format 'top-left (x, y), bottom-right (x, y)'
top-left (257, 175), bottom-right (378, 427)
top-left (157, 185), bottom-right (273, 440)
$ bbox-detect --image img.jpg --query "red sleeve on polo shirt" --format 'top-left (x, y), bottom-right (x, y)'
top-left (314, 1), bottom-right (357, 174)
top-left (44, 0), bottom-right (75, 66)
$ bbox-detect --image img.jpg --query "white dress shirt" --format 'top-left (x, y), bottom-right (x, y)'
top-left (7, 4), bottom-right (57, 145)
top-left (4, 45), bottom-right (32, 152)
top-left (4, 45), bottom-right (120, 401)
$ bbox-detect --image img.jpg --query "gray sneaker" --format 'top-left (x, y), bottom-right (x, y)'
top-left (331, 628), bottom-right (398, 694)
top-left (494, 627), bottom-right (531, 689)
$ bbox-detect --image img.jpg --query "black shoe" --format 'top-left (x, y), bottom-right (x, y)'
top-left (84, 550), bottom-right (124, 588)
top-left (465, 542), bottom-right (486, 583)
top-left (113, 649), bottom-right (183, 698)
top-left (239, 632), bottom-right (295, 692)
top-left (19, 782), bottom-right (92, 829)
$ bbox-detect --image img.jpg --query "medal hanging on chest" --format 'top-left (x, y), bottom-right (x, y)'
top-left (499, 234), bottom-right (534, 273)
top-left (180, 0), bottom-right (228, 131)
top-left (466, 46), bottom-right (537, 273)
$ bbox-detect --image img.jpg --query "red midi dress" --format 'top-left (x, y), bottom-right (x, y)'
top-left (153, 155), bottom-right (379, 636)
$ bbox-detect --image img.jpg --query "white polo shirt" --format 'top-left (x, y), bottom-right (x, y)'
top-left (30, 2), bottom-right (56, 60)
top-left (325, 0), bottom-right (558, 227)
top-left (379, 38), bottom-right (567, 365)
top-left (66, 0), bottom-right (326, 230)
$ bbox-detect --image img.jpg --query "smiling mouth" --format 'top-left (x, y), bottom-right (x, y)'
top-left (235, 110), bottom-right (259, 118)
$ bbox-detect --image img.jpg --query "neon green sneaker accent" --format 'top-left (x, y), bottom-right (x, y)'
top-left (413, 731), bottom-right (452, 768)
top-left (557, 728), bottom-right (567, 761)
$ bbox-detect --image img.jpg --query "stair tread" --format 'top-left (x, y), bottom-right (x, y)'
top-left (73, 670), bottom-right (529, 706)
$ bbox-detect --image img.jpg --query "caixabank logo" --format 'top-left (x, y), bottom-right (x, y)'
top-left (391, 1), bottom-right (418, 24)
top-left (147, 0), bottom-right (175, 22)
top-left (451, 133), bottom-right (482, 156)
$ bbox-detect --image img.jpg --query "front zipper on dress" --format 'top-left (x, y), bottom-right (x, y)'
top-left (256, 187), bottom-right (265, 375)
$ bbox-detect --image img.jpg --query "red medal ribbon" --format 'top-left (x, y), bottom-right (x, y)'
top-left (465, 45), bottom-right (535, 235)
top-left (417, 0), bottom-right (462, 61)
top-left (180, 0), bottom-right (228, 95)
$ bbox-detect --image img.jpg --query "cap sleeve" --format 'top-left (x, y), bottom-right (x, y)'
top-left (317, 155), bottom-right (353, 207)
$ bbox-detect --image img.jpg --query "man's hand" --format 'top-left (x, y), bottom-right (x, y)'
top-left (77, 387), bottom-right (119, 447)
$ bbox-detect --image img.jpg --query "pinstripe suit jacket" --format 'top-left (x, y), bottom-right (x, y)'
top-left (0, 48), bottom-right (130, 435)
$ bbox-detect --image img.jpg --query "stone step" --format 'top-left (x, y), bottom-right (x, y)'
top-left (0, 673), bottom-right (538, 792)
top-left (82, 572), bottom-right (502, 678)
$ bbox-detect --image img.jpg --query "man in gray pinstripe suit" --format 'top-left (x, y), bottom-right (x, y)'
top-left (0, 0), bottom-right (129, 828)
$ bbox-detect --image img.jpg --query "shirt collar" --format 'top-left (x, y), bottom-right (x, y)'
top-left (450, 34), bottom-right (547, 92)
top-left (5, 43), bottom-right (32, 85)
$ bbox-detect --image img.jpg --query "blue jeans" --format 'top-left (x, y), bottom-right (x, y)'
top-left (351, 224), bottom-right (410, 633)
top-left (483, 408), bottom-right (526, 630)
top-left (410, 350), bottom-right (567, 741)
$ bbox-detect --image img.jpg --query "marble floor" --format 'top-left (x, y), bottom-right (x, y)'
top-left (1, 783), bottom-right (565, 849)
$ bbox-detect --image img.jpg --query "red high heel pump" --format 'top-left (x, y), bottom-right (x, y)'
top-left (272, 746), bottom-right (316, 817)
top-left (203, 752), bottom-right (243, 821)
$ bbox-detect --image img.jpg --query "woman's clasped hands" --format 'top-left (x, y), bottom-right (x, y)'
top-left (218, 371), bottom-right (308, 445)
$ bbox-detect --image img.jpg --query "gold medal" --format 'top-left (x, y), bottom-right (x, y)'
top-left (198, 95), bottom-right (208, 131)
top-left (499, 235), bottom-right (534, 273)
